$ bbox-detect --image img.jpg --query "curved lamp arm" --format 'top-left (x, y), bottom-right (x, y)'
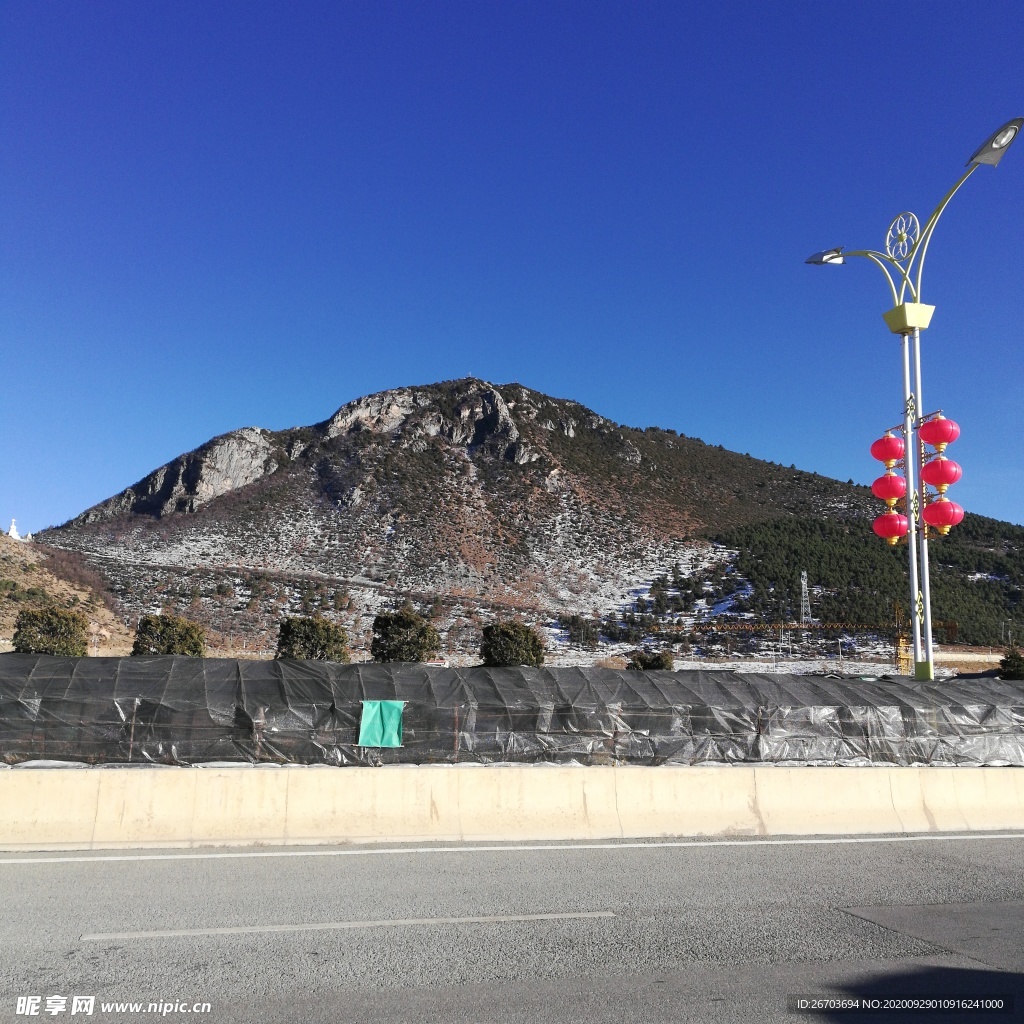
top-left (835, 163), bottom-right (980, 306)
top-left (842, 250), bottom-right (917, 306)
top-left (910, 118), bottom-right (1024, 299)
top-left (909, 163), bottom-right (980, 301)
top-left (806, 117), bottom-right (1022, 308)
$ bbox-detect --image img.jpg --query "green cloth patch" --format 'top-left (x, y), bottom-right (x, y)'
top-left (358, 700), bottom-right (405, 747)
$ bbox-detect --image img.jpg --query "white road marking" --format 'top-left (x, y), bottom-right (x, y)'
top-left (1, 832), bottom-right (1023, 865)
top-left (81, 910), bottom-right (616, 941)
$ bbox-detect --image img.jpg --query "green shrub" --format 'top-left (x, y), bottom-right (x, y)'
top-left (371, 603), bottom-right (440, 663)
top-left (1000, 645), bottom-right (1024, 681)
top-left (626, 649), bottom-right (674, 671)
top-left (13, 607), bottom-right (89, 656)
top-left (480, 621), bottom-right (545, 667)
top-left (557, 613), bottom-right (599, 649)
top-left (132, 613), bottom-right (206, 656)
top-left (276, 615), bottom-right (350, 662)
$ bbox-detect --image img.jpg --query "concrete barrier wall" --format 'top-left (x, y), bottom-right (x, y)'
top-left (1, 765), bottom-right (1023, 851)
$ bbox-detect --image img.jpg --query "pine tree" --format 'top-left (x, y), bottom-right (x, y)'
top-left (626, 649), bottom-right (674, 671)
top-left (1000, 645), bottom-right (1024, 681)
top-left (480, 621), bottom-right (545, 667)
top-left (371, 603), bottom-right (441, 663)
top-left (13, 607), bottom-right (89, 656)
top-left (276, 615), bottom-right (350, 662)
top-left (132, 613), bottom-right (206, 656)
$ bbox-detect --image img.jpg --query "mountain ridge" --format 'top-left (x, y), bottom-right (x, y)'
top-left (69, 381), bottom-right (566, 523)
top-left (65, 377), bottom-right (855, 531)
top-left (39, 377), bottom-right (1018, 657)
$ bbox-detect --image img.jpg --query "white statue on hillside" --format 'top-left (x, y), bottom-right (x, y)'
top-left (5, 520), bottom-right (30, 542)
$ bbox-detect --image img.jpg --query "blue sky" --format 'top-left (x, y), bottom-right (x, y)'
top-left (2, 0), bottom-right (1022, 533)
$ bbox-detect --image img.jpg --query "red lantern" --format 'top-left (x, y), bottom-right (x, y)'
top-left (920, 457), bottom-right (962, 493)
top-left (922, 497), bottom-right (964, 535)
top-left (870, 432), bottom-right (905, 468)
top-left (871, 472), bottom-right (907, 507)
top-left (873, 512), bottom-right (908, 546)
top-left (919, 415), bottom-right (960, 452)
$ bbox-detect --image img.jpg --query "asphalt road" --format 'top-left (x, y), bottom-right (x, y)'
top-left (2, 833), bottom-right (1023, 1024)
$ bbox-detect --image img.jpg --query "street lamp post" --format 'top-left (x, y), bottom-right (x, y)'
top-left (807, 118), bottom-right (1022, 681)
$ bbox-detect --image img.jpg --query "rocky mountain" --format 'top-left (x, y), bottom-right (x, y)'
top-left (38, 378), bottom-right (922, 658)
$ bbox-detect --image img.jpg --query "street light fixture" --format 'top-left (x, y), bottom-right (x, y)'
top-left (967, 118), bottom-right (1022, 167)
top-left (805, 247), bottom-right (845, 266)
top-left (807, 117), bottom-right (1021, 681)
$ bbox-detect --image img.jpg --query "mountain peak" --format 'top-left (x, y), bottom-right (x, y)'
top-left (42, 378), bottom-right (880, 658)
top-left (322, 378), bottom-right (522, 453)
top-left (33, 378), bottom-right (1020, 660)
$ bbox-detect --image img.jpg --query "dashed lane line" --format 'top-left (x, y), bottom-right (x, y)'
top-left (81, 910), bottom-right (617, 941)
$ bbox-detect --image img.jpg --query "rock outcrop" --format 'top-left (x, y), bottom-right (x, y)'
top-left (74, 380), bottom-right (546, 524)
top-left (74, 427), bottom-right (280, 521)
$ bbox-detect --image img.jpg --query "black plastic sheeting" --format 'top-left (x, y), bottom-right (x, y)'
top-left (1, 654), bottom-right (1023, 767)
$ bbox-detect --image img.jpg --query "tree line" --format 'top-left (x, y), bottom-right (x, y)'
top-left (713, 513), bottom-right (1023, 646)
top-left (10, 604), bottom-right (675, 670)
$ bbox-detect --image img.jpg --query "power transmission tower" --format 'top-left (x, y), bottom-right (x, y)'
top-left (800, 571), bottom-right (812, 625)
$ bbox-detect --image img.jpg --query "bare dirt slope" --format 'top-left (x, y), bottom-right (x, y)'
top-left (0, 535), bottom-right (133, 654)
